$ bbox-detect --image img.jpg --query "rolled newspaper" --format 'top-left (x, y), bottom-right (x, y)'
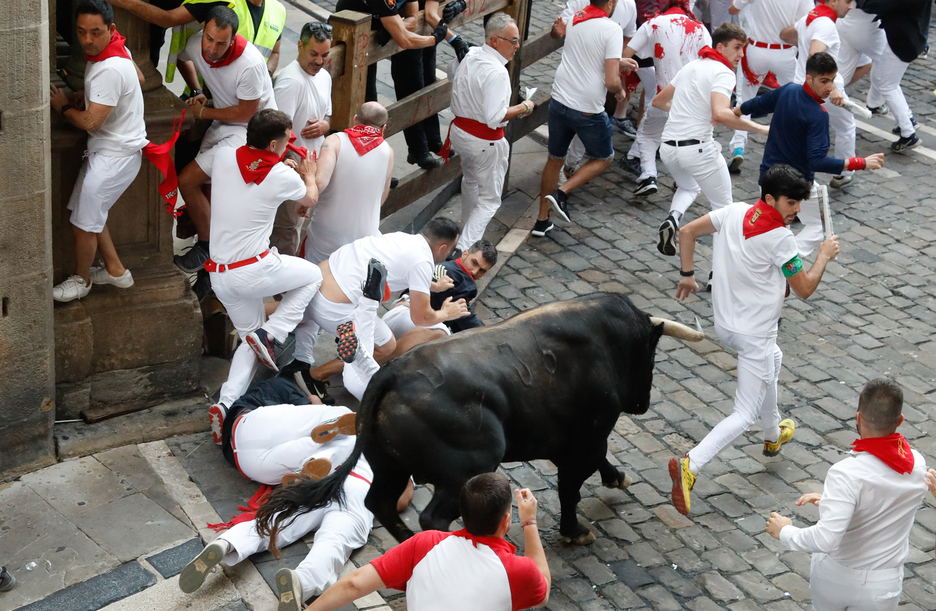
top-left (819, 184), bottom-right (833, 239)
top-left (843, 99), bottom-right (873, 119)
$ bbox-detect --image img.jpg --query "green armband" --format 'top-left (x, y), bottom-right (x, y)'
top-left (782, 255), bottom-right (803, 278)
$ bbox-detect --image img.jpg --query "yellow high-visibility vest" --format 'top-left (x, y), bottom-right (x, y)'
top-left (165, 0), bottom-right (286, 82)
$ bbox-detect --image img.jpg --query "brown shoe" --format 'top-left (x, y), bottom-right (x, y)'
top-left (281, 457), bottom-right (332, 486)
top-left (311, 412), bottom-right (356, 444)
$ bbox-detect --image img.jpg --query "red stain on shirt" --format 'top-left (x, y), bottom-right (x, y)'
top-left (654, 43), bottom-right (665, 58)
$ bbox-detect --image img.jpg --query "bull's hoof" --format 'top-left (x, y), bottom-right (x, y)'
top-left (603, 473), bottom-right (633, 490)
top-left (561, 530), bottom-right (597, 546)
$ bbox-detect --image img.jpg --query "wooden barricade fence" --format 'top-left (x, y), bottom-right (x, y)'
top-left (285, 0), bottom-right (564, 218)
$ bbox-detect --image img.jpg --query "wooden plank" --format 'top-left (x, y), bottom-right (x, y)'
top-left (328, 10), bottom-right (374, 131)
top-left (381, 156), bottom-right (463, 218)
top-left (385, 79), bottom-right (453, 137)
top-left (520, 29), bottom-right (563, 70)
top-left (365, 0), bottom-right (512, 66)
top-left (281, 0), bottom-right (333, 23)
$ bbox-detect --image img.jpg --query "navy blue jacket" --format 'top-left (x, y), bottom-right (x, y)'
top-left (740, 83), bottom-right (846, 184)
top-left (431, 260), bottom-right (483, 333)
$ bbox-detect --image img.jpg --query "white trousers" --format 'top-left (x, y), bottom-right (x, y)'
top-left (796, 181), bottom-right (825, 257)
top-left (68, 151), bottom-right (143, 233)
top-left (211, 252), bottom-right (323, 407)
top-left (382, 300), bottom-right (449, 339)
top-left (660, 140), bottom-right (733, 219)
top-left (837, 10), bottom-right (886, 85)
top-left (867, 45), bottom-right (915, 138)
top-left (688, 324), bottom-right (782, 472)
top-left (219, 474), bottom-right (373, 600)
top-left (626, 66), bottom-right (659, 177)
top-left (707, 0), bottom-right (733, 29)
top-left (452, 127), bottom-right (509, 252)
top-left (231, 403), bottom-right (356, 485)
top-left (730, 46), bottom-right (798, 152)
top-left (826, 99), bottom-right (857, 173)
top-left (809, 553), bottom-right (903, 611)
top-left (295, 295), bottom-right (385, 401)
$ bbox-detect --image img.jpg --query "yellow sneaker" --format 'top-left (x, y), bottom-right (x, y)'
top-left (763, 419), bottom-right (796, 457)
top-left (669, 456), bottom-right (696, 516)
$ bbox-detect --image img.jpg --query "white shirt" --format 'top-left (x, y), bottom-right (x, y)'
top-left (561, 0), bottom-right (637, 38)
top-left (205, 147), bottom-right (307, 263)
top-left (734, 0), bottom-right (812, 45)
top-left (794, 13), bottom-right (844, 87)
top-left (781, 449), bottom-right (927, 571)
top-left (661, 58), bottom-right (736, 142)
top-left (273, 60), bottom-right (333, 154)
top-left (450, 44), bottom-right (511, 130)
top-left (84, 54), bottom-right (148, 157)
top-left (181, 33), bottom-right (276, 125)
top-left (552, 15), bottom-right (624, 114)
top-left (329, 232), bottom-right (434, 304)
top-left (628, 11), bottom-right (711, 92)
top-left (708, 202), bottom-right (800, 337)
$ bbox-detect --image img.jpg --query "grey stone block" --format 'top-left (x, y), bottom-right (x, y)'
top-left (18, 561), bottom-right (156, 611)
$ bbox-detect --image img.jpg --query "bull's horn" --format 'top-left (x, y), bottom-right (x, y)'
top-left (649, 316), bottom-right (704, 342)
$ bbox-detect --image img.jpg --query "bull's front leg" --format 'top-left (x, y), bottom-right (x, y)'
top-left (365, 473), bottom-right (416, 542)
top-left (598, 458), bottom-right (632, 490)
top-left (556, 463), bottom-right (598, 545)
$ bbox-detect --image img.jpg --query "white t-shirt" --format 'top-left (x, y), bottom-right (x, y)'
top-left (781, 449), bottom-right (927, 571)
top-left (709, 202), bottom-right (800, 337)
top-left (552, 15), bottom-right (624, 114)
top-left (794, 14), bottom-right (843, 87)
top-left (661, 58), bottom-right (736, 141)
top-left (205, 147), bottom-right (307, 263)
top-left (561, 0), bottom-right (637, 38)
top-left (450, 44), bottom-right (511, 129)
top-left (84, 54), bottom-right (148, 157)
top-left (273, 60), bottom-right (333, 154)
top-left (627, 11), bottom-right (711, 92)
top-left (181, 32), bottom-right (276, 125)
top-left (329, 232), bottom-right (434, 304)
top-left (734, 0), bottom-right (812, 45)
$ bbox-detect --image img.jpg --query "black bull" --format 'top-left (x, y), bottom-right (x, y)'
top-left (258, 293), bottom-right (702, 546)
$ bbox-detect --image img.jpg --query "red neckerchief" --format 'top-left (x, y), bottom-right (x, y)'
top-left (85, 30), bottom-right (131, 61)
top-left (451, 528), bottom-right (517, 553)
top-left (208, 34), bottom-right (248, 68)
top-left (803, 82), bottom-right (826, 106)
top-left (236, 132), bottom-right (311, 185)
top-left (698, 45), bottom-right (733, 71)
top-left (806, 4), bottom-right (838, 26)
top-left (572, 4), bottom-right (609, 25)
top-left (852, 433), bottom-right (915, 475)
top-left (743, 199), bottom-right (785, 239)
top-left (344, 125), bottom-right (385, 155)
top-left (455, 257), bottom-right (473, 279)
top-left (284, 131), bottom-right (309, 161)
top-left (143, 111), bottom-right (187, 217)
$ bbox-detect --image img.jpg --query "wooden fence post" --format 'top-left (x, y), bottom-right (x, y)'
top-left (328, 10), bottom-right (372, 131)
top-left (502, 0), bottom-right (533, 195)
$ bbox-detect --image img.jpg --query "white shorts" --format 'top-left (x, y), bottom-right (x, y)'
top-left (307, 293), bottom-right (394, 347)
top-left (195, 121), bottom-right (247, 174)
top-left (382, 299), bottom-right (449, 339)
top-left (67, 150), bottom-right (142, 233)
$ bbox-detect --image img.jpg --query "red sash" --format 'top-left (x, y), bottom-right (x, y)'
top-left (572, 4), bottom-right (609, 25)
top-left (142, 111), bottom-right (187, 217)
top-left (439, 117), bottom-right (505, 164)
top-left (208, 34), bottom-right (248, 68)
top-left (743, 199), bottom-right (785, 239)
top-left (85, 31), bottom-right (132, 62)
top-left (698, 45), bottom-right (733, 71)
top-left (206, 484), bottom-right (272, 532)
top-left (852, 433), bottom-right (915, 475)
top-left (806, 4), bottom-right (838, 26)
top-left (344, 125), bottom-right (385, 155)
top-left (741, 48), bottom-right (761, 87)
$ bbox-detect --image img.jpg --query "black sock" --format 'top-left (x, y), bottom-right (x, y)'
top-left (197, 239), bottom-right (209, 250)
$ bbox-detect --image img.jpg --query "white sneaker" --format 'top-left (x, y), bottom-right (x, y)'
top-left (90, 267), bottom-right (134, 288)
top-left (53, 275), bottom-right (91, 302)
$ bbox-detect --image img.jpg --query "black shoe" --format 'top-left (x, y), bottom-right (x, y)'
top-left (657, 215), bottom-right (678, 256)
top-left (545, 189), bottom-right (571, 223)
top-left (635, 176), bottom-right (658, 196)
top-left (704, 270), bottom-right (713, 292)
top-left (530, 219), bottom-right (554, 237)
top-left (246, 328), bottom-right (280, 371)
top-left (192, 269), bottom-right (212, 303)
top-left (174, 242), bottom-right (210, 273)
top-left (282, 360), bottom-right (335, 405)
top-left (891, 133), bottom-right (921, 153)
top-left (446, 248), bottom-right (462, 262)
top-left (619, 155), bottom-right (641, 177)
top-left (389, 177), bottom-right (399, 189)
top-left (892, 117), bottom-right (917, 135)
top-left (868, 103), bottom-right (889, 117)
top-left (0, 567), bottom-right (15, 592)
top-left (362, 258), bottom-right (388, 302)
top-left (407, 152), bottom-right (443, 170)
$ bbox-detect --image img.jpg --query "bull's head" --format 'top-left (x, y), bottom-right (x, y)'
top-left (628, 316), bottom-right (704, 415)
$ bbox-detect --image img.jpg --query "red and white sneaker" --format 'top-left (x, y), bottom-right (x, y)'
top-left (208, 403), bottom-right (227, 446)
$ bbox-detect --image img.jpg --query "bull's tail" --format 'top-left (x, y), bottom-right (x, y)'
top-left (255, 370), bottom-right (394, 553)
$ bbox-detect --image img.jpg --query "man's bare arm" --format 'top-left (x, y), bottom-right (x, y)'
top-left (109, 0), bottom-right (195, 28)
top-left (712, 92), bottom-right (768, 135)
top-left (268, 38), bottom-right (281, 74)
top-left (381, 146), bottom-right (395, 205)
top-left (675, 214), bottom-right (717, 300)
top-left (306, 565), bottom-right (385, 611)
top-left (409, 291), bottom-right (469, 326)
top-left (51, 85), bottom-right (114, 132)
top-left (652, 83), bottom-right (676, 112)
top-left (786, 236), bottom-right (839, 299)
top-left (194, 96), bottom-right (262, 124)
top-left (380, 13), bottom-right (437, 49)
top-left (314, 134), bottom-right (341, 192)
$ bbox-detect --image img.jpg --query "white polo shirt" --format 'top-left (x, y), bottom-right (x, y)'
top-left (552, 14), bottom-right (624, 114)
top-left (560, 0), bottom-right (637, 38)
top-left (84, 54), bottom-right (148, 158)
top-left (205, 147), bottom-right (307, 263)
top-left (328, 232), bottom-right (434, 304)
top-left (181, 32), bottom-right (276, 125)
top-left (371, 529), bottom-right (548, 611)
top-left (273, 60), bottom-right (333, 153)
top-left (780, 448), bottom-right (927, 570)
top-left (793, 14), bottom-right (844, 87)
top-left (709, 202), bottom-right (800, 338)
top-left (450, 44), bottom-right (511, 130)
top-left (734, 0), bottom-right (812, 45)
top-left (627, 11), bottom-right (711, 92)
top-left (661, 58), bottom-right (736, 142)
